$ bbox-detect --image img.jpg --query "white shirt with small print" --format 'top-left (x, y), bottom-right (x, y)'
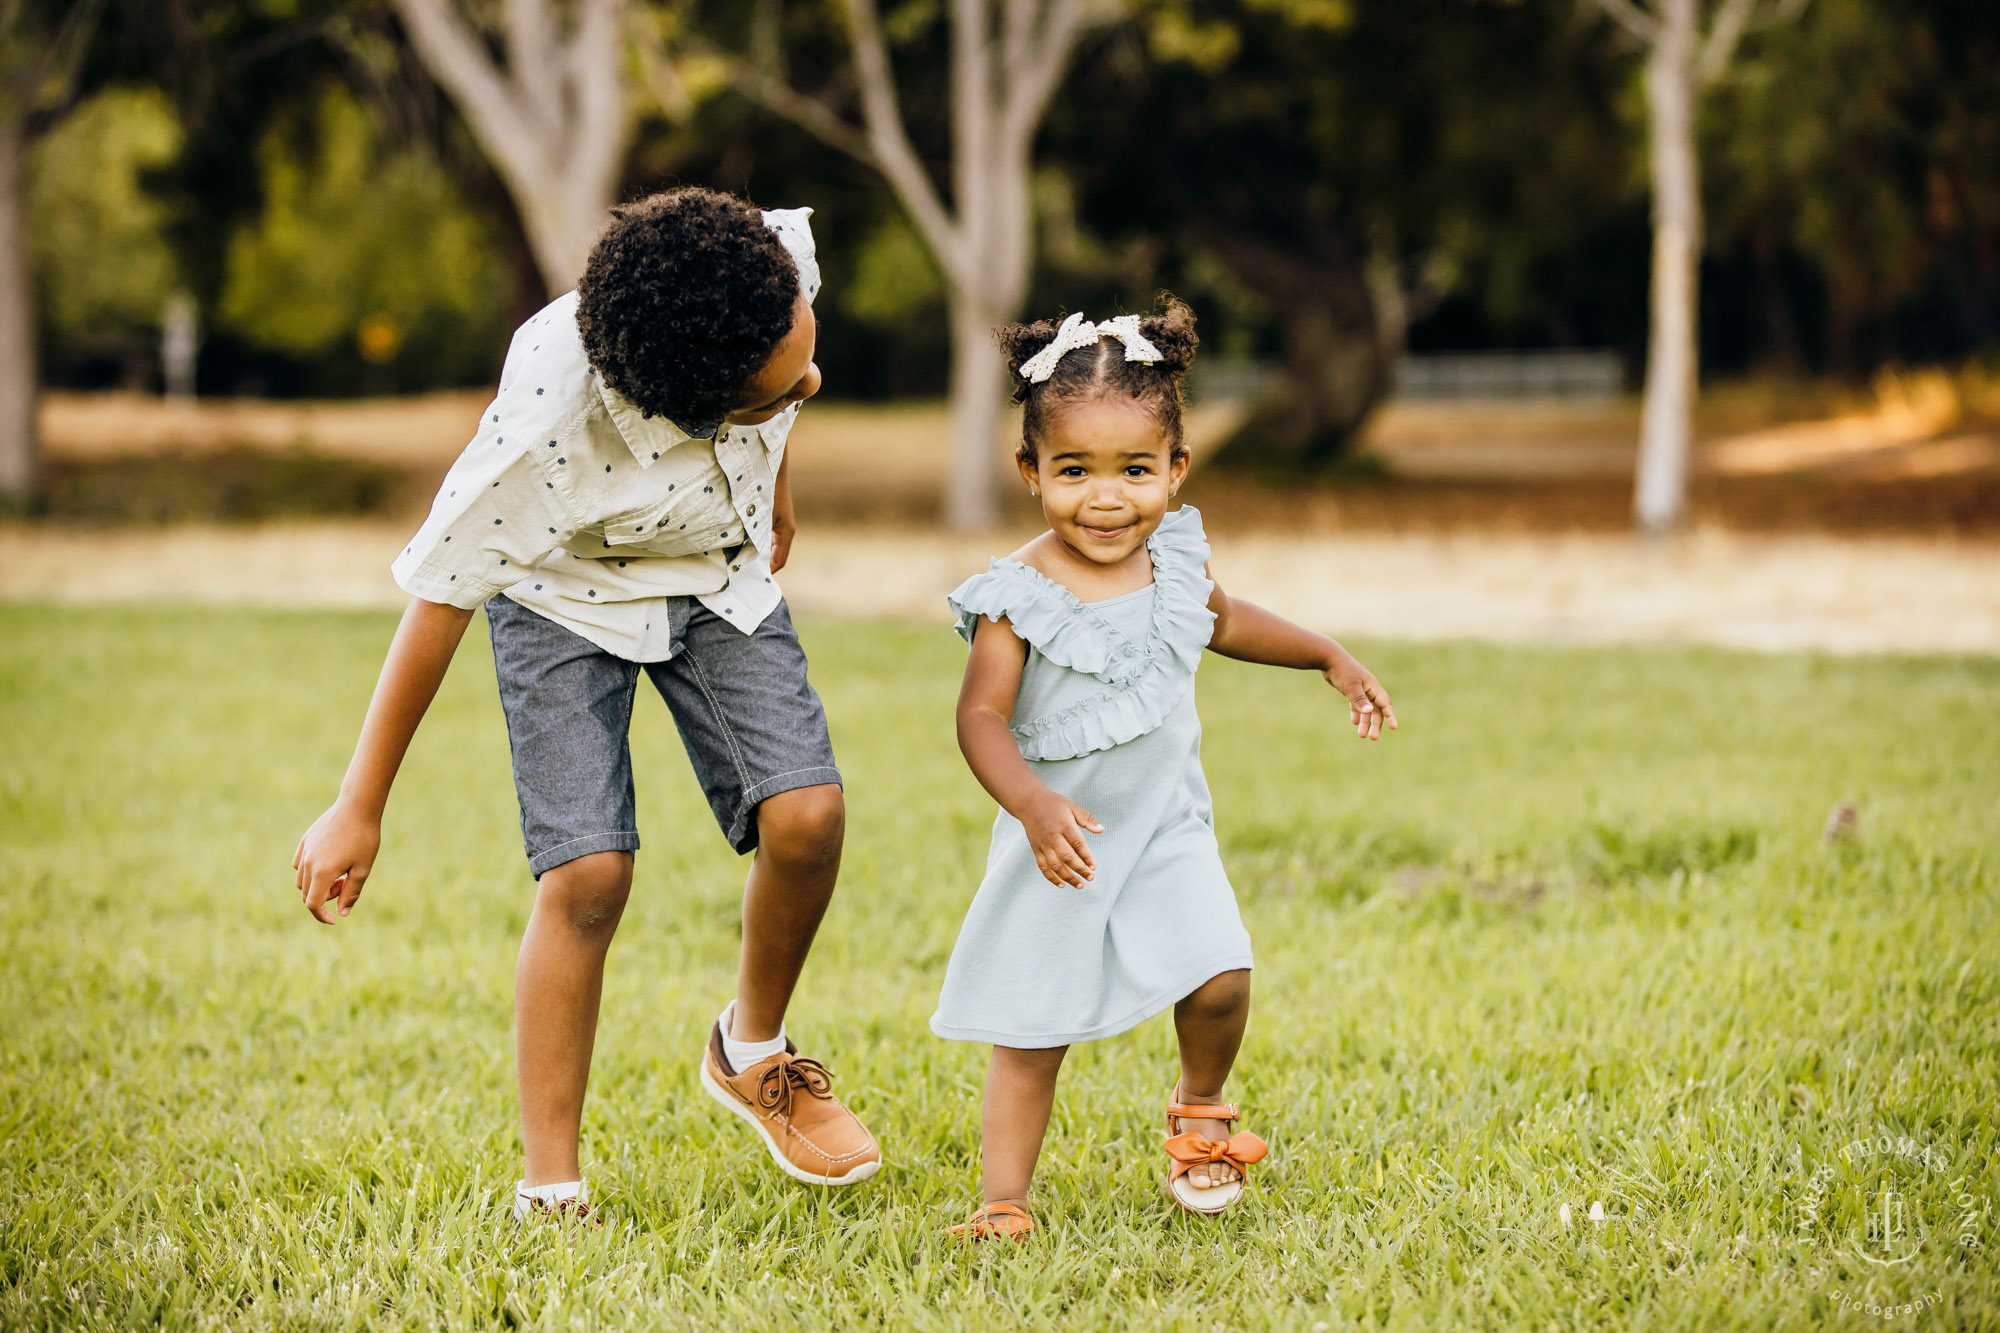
top-left (392, 208), bottom-right (821, 662)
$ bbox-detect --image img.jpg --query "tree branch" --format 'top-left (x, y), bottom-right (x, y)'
top-left (720, 54), bottom-right (876, 163)
top-left (1001, 0), bottom-right (1094, 155)
top-left (1592, 0), bottom-right (1663, 44)
top-left (393, 0), bottom-right (545, 183)
top-left (1694, 0), bottom-right (1758, 84)
top-left (846, 0), bottom-right (964, 274)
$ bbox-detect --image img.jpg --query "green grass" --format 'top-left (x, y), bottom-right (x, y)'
top-left (1, 604), bottom-right (1996, 1330)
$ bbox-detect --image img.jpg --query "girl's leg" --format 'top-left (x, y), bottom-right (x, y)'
top-left (981, 1044), bottom-right (1069, 1206)
top-left (1172, 968), bottom-right (1253, 1189)
top-left (515, 850), bottom-right (634, 1186)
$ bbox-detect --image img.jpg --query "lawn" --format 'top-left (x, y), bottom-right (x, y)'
top-left (0, 605), bottom-right (1995, 1330)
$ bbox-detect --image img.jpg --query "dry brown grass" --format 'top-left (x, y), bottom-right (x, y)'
top-left (34, 377), bottom-right (2000, 535)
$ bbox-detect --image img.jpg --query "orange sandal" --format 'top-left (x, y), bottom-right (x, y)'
top-left (945, 1200), bottom-right (1036, 1241)
top-left (1164, 1084), bottom-right (1268, 1215)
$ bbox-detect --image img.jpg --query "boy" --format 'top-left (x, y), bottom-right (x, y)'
top-left (291, 188), bottom-right (879, 1219)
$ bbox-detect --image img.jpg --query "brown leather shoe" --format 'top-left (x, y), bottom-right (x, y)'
top-left (699, 1023), bottom-right (881, 1186)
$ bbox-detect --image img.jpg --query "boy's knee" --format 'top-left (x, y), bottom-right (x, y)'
top-left (537, 851), bottom-right (633, 936)
top-left (756, 784), bottom-right (845, 868)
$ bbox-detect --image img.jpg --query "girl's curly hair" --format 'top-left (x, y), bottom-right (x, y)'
top-left (995, 296), bottom-right (1200, 463)
top-left (576, 187), bottom-right (800, 429)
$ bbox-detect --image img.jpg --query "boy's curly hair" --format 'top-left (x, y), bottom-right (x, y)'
top-left (575, 187), bottom-right (800, 429)
top-left (995, 296), bottom-right (1200, 464)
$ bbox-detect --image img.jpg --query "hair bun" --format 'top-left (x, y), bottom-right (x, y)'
top-left (1134, 295), bottom-right (1198, 375)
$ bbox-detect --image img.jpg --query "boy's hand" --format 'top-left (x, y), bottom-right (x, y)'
top-left (293, 800), bottom-right (382, 924)
top-left (1323, 653), bottom-right (1398, 740)
top-left (1018, 788), bottom-right (1104, 889)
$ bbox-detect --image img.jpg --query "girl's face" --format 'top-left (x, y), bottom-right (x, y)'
top-left (1020, 396), bottom-right (1189, 566)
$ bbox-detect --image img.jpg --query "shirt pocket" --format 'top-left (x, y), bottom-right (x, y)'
top-left (594, 484), bottom-right (742, 555)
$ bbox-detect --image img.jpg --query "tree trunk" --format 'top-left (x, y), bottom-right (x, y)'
top-left (1206, 233), bottom-right (1389, 468)
top-left (1633, 0), bottom-right (1700, 534)
top-left (945, 293), bottom-right (1008, 527)
top-left (0, 110), bottom-right (36, 512)
top-left (393, 0), bottom-right (628, 293)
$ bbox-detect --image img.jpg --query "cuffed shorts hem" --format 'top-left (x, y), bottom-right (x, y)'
top-left (724, 766), bottom-right (846, 856)
top-left (927, 953), bottom-right (1255, 1049)
top-left (527, 830), bottom-right (642, 879)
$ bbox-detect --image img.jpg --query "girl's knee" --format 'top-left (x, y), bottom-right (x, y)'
top-left (536, 851), bottom-right (633, 936)
top-left (1181, 968), bottom-right (1252, 1020)
top-left (756, 784), bottom-right (845, 867)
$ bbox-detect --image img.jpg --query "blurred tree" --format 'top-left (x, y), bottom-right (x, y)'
top-left (0, 0), bottom-right (106, 510)
top-left (1059, 0), bottom-right (1631, 469)
top-left (215, 82), bottom-right (511, 389)
top-left (1705, 0), bottom-right (2000, 377)
top-left (715, 0), bottom-right (1119, 528)
top-left (29, 85), bottom-right (184, 379)
top-left (1592, 0), bottom-right (1808, 534)
top-left (390, 0), bottom-right (635, 292)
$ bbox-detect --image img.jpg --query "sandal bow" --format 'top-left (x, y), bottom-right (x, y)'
top-left (753, 1054), bottom-right (835, 1116)
top-left (1163, 1128), bottom-right (1269, 1184)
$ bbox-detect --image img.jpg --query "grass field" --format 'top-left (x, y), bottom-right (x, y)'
top-left (1, 605), bottom-right (1996, 1330)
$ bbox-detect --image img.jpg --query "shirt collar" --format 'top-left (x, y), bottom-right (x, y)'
top-left (595, 376), bottom-right (718, 468)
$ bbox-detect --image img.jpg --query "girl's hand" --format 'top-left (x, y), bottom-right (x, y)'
top-left (1323, 653), bottom-right (1398, 740)
top-left (1019, 789), bottom-right (1104, 889)
top-left (293, 800), bottom-right (382, 924)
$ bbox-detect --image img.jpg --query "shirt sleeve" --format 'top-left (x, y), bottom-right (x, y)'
top-left (391, 413), bottom-right (577, 609)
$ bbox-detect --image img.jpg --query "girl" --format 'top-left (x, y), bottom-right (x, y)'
top-left (932, 299), bottom-right (1396, 1239)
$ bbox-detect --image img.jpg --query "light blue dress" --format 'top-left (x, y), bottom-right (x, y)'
top-left (931, 507), bottom-right (1254, 1048)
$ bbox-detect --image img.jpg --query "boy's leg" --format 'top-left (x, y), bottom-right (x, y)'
top-left (648, 598), bottom-right (877, 1182)
top-left (487, 597), bottom-right (648, 1190)
top-left (1173, 968), bottom-right (1253, 1188)
top-left (732, 783), bottom-right (845, 1041)
top-left (981, 1045), bottom-right (1069, 1207)
top-left (516, 850), bottom-right (634, 1185)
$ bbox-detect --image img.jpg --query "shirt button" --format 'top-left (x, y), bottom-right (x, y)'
top-left (746, 504), bottom-right (757, 516)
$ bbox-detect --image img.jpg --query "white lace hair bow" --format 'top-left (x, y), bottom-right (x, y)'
top-left (1015, 312), bottom-right (1164, 384)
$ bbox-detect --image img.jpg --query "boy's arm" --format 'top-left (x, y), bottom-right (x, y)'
top-left (770, 451), bottom-right (795, 572)
top-left (956, 616), bottom-right (1105, 888)
top-left (293, 597), bottom-right (477, 924)
top-left (1206, 577), bottom-right (1398, 740)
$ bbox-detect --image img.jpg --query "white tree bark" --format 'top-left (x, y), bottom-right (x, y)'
top-left (733, 0), bottom-right (1108, 528)
top-left (393, 0), bottom-right (632, 292)
top-left (1597, 0), bottom-right (1805, 534)
top-left (1633, 0), bottom-right (1699, 534)
top-left (0, 109), bottom-right (36, 510)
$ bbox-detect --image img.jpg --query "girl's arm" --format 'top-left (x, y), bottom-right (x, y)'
top-left (1207, 578), bottom-right (1398, 740)
top-left (956, 616), bottom-right (1105, 888)
top-left (292, 597), bottom-right (477, 924)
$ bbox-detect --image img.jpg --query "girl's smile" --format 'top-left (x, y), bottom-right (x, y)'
top-left (1018, 397), bottom-right (1191, 592)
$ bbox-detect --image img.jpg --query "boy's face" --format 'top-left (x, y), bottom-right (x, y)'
top-left (726, 293), bottom-right (821, 426)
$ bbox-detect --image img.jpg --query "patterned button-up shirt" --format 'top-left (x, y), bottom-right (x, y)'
top-left (391, 208), bottom-right (820, 661)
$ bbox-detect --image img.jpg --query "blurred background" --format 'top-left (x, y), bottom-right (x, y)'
top-left (3, 0), bottom-right (1998, 649)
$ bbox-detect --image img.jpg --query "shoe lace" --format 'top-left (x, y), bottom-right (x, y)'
top-left (752, 1054), bottom-right (836, 1116)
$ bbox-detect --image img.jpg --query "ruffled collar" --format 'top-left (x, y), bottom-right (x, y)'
top-left (947, 507), bottom-right (1217, 759)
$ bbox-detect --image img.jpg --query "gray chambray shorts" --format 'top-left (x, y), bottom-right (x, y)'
top-left (485, 594), bottom-right (841, 875)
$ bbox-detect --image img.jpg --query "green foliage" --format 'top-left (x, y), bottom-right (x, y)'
top-left (1, 608), bottom-right (1996, 1328)
top-left (28, 86), bottom-right (184, 357)
top-left (840, 208), bottom-right (945, 329)
top-left (217, 82), bottom-right (509, 380)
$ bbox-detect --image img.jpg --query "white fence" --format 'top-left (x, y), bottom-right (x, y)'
top-left (1192, 350), bottom-right (1626, 404)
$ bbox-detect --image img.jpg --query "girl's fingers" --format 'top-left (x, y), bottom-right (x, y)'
top-left (337, 866), bottom-right (369, 916)
top-left (1061, 830), bottom-right (1095, 877)
top-left (1071, 804), bottom-right (1104, 834)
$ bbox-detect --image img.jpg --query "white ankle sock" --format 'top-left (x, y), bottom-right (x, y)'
top-left (513, 1178), bottom-right (586, 1219)
top-left (718, 1001), bottom-right (787, 1071)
